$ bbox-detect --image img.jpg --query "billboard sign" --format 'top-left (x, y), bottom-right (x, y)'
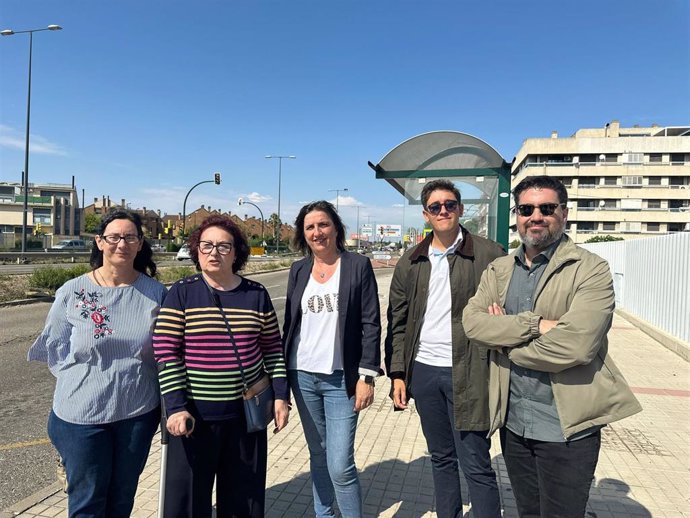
top-left (376, 224), bottom-right (402, 238)
top-left (360, 224), bottom-right (373, 237)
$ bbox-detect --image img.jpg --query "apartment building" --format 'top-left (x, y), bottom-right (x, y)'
top-left (511, 121), bottom-right (690, 243)
top-left (0, 181), bottom-right (81, 247)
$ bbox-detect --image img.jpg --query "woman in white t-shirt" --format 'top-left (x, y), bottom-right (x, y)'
top-left (283, 201), bottom-right (381, 518)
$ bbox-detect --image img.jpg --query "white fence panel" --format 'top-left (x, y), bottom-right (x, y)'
top-left (581, 233), bottom-right (690, 343)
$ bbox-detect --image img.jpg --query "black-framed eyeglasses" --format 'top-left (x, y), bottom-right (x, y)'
top-left (513, 203), bottom-right (566, 217)
top-left (101, 234), bottom-right (141, 245)
top-left (425, 200), bottom-right (459, 215)
top-left (198, 241), bottom-right (234, 255)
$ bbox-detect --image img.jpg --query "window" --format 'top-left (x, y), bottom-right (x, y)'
top-left (601, 200), bottom-right (617, 209)
top-left (646, 223), bottom-right (660, 232)
top-left (621, 222), bottom-right (642, 233)
top-left (32, 208), bottom-right (52, 224)
top-left (669, 177), bottom-right (686, 187)
top-left (578, 201), bottom-right (596, 210)
top-left (602, 222), bottom-right (616, 231)
top-left (647, 200), bottom-right (662, 209)
top-left (624, 153), bottom-right (644, 164)
top-left (668, 223), bottom-right (689, 232)
top-left (621, 199), bottom-right (642, 210)
top-left (579, 178), bottom-right (597, 188)
top-left (580, 154), bottom-right (597, 164)
top-left (577, 222), bottom-right (596, 232)
top-left (603, 176), bottom-right (617, 186)
top-left (670, 153), bottom-right (686, 164)
top-left (649, 153), bottom-right (663, 163)
top-left (622, 176), bottom-right (643, 186)
top-left (648, 176), bottom-right (662, 186)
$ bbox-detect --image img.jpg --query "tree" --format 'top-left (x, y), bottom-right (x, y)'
top-left (268, 213), bottom-right (282, 248)
top-left (84, 213), bottom-right (101, 233)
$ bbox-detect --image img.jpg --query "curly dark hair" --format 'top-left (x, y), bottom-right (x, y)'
top-left (90, 210), bottom-right (157, 277)
top-left (512, 175), bottom-right (569, 206)
top-left (420, 179), bottom-right (462, 209)
top-left (291, 201), bottom-right (346, 256)
top-left (187, 215), bottom-right (250, 273)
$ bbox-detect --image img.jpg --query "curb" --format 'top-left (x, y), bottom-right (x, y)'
top-left (0, 296), bottom-right (54, 308)
top-left (1, 482), bottom-right (62, 517)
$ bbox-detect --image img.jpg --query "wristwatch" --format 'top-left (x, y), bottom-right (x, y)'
top-left (359, 374), bottom-right (375, 386)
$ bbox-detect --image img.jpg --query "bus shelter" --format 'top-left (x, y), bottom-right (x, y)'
top-left (368, 131), bottom-right (511, 249)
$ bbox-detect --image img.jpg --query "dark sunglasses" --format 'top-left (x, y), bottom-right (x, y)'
top-left (425, 200), bottom-right (459, 215)
top-left (513, 203), bottom-right (565, 217)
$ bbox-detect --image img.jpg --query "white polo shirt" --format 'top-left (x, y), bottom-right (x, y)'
top-left (415, 229), bottom-right (463, 367)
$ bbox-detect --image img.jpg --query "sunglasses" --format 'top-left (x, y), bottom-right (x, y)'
top-left (513, 203), bottom-right (565, 217)
top-left (425, 200), bottom-right (459, 215)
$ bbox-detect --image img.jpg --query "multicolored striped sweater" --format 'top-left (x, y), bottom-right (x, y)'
top-left (153, 275), bottom-right (288, 420)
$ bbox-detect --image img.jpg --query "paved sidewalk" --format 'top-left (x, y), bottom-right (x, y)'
top-left (4, 270), bottom-right (689, 517)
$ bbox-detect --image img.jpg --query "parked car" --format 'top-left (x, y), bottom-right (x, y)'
top-left (51, 239), bottom-right (89, 251)
top-left (176, 245), bottom-right (191, 261)
top-left (151, 243), bottom-right (166, 253)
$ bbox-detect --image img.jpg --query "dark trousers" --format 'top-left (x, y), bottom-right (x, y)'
top-left (500, 427), bottom-right (601, 518)
top-left (412, 361), bottom-right (501, 518)
top-left (163, 417), bottom-right (267, 518)
top-left (48, 407), bottom-right (159, 518)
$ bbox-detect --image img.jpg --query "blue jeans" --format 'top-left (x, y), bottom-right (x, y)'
top-left (289, 370), bottom-right (362, 518)
top-left (412, 362), bottom-right (501, 518)
top-left (48, 407), bottom-right (160, 518)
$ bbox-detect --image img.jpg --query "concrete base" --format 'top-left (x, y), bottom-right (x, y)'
top-left (616, 308), bottom-right (690, 362)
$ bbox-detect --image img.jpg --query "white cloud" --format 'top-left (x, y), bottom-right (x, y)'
top-left (0, 124), bottom-right (67, 156)
top-left (331, 195), bottom-right (358, 207)
top-left (245, 192), bottom-right (272, 203)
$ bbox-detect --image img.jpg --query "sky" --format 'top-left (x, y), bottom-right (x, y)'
top-left (1, 0), bottom-right (689, 240)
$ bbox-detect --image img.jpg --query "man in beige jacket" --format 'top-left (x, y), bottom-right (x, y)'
top-left (462, 175), bottom-right (641, 518)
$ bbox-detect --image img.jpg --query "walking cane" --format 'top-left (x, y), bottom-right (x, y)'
top-left (157, 399), bottom-right (193, 518)
top-left (157, 400), bottom-right (169, 518)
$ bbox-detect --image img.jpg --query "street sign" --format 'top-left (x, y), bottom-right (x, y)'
top-left (361, 224), bottom-right (373, 237)
top-left (376, 224), bottom-right (402, 238)
top-left (372, 252), bottom-right (392, 260)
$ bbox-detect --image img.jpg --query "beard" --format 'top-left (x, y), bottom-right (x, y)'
top-left (519, 223), bottom-right (564, 250)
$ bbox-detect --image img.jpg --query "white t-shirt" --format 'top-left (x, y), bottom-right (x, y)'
top-left (288, 261), bottom-right (343, 373)
top-left (415, 230), bottom-right (463, 367)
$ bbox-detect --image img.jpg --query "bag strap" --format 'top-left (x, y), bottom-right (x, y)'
top-left (200, 275), bottom-right (250, 393)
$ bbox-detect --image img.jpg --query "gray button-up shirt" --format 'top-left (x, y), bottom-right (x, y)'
top-left (504, 237), bottom-right (597, 442)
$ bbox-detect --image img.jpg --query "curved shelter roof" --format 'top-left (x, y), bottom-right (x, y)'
top-left (369, 130), bottom-right (511, 247)
top-left (377, 130), bottom-right (506, 174)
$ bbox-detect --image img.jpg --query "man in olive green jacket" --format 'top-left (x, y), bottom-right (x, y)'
top-left (462, 175), bottom-right (641, 518)
top-left (385, 179), bottom-right (505, 518)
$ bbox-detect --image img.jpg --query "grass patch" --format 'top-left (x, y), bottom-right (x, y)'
top-left (157, 266), bottom-right (196, 284)
top-left (29, 265), bottom-right (91, 291)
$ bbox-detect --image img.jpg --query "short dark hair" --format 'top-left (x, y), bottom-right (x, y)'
top-left (187, 215), bottom-right (250, 273)
top-left (512, 175), bottom-right (569, 206)
top-left (90, 210), bottom-right (157, 277)
top-left (292, 201), bottom-right (346, 256)
top-left (420, 179), bottom-right (462, 208)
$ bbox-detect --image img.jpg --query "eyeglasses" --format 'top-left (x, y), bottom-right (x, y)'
top-left (513, 203), bottom-right (566, 217)
top-left (198, 241), bottom-right (234, 255)
top-left (425, 200), bottom-right (459, 215)
top-left (101, 234), bottom-right (141, 245)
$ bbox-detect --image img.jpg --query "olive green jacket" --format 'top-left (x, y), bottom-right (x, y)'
top-left (385, 227), bottom-right (505, 431)
top-left (462, 235), bottom-right (642, 439)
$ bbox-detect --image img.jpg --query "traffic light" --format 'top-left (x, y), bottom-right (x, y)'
top-left (214, 172), bottom-right (221, 184)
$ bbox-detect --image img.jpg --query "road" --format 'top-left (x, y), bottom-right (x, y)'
top-left (0, 267), bottom-right (394, 512)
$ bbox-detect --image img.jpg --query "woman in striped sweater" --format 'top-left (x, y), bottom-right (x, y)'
top-left (153, 214), bottom-right (289, 518)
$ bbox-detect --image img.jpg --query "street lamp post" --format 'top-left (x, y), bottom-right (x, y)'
top-left (265, 155), bottom-right (295, 253)
top-left (238, 197), bottom-right (265, 247)
top-left (181, 173), bottom-right (221, 239)
top-left (1, 24), bottom-right (62, 257)
top-left (328, 187), bottom-right (349, 212)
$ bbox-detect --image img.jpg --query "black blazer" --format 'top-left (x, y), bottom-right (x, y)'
top-left (282, 251), bottom-right (381, 398)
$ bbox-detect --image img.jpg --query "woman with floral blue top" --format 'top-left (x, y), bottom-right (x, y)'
top-left (28, 210), bottom-right (167, 518)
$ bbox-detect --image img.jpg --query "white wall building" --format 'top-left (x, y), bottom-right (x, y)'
top-left (511, 121), bottom-right (690, 243)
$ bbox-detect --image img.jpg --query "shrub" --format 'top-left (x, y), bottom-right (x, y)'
top-left (157, 266), bottom-right (195, 284)
top-left (509, 239), bottom-right (521, 249)
top-left (584, 235), bottom-right (624, 243)
top-left (29, 265), bottom-right (91, 291)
